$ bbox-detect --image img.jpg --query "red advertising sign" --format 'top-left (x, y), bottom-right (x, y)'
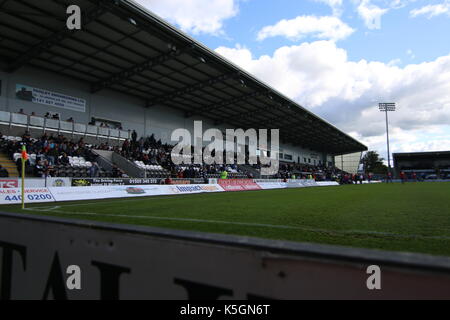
top-left (218, 179), bottom-right (262, 191)
top-left (0, 179), bottom-right (19, 189)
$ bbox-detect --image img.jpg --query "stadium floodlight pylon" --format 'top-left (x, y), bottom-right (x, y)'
top-left (379, 103), bottom-right (396, 179)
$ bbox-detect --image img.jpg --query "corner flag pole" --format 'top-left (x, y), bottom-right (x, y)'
top-left (21, 145), bottom-right (28, 209)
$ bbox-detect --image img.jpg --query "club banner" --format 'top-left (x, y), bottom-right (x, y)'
top-left (219, 179), bottom-right (262, 192)
top-left (46, 177), bottom-right (72, 188)
top-left (16, 84), bottom-right (86, 113)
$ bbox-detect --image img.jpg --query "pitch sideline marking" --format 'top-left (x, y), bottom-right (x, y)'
top-left (25, 194), bottom-right (200, 210)
top-left (23, 206), bottom-right (450, 241)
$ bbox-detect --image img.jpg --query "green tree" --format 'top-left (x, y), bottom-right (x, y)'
top-left (362, 151), bottom-right (388, 174)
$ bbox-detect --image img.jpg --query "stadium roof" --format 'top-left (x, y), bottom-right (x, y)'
top-left (0, 0), bottom-right (367, 154)
top-left (393, 151), bottom-right (450, 158)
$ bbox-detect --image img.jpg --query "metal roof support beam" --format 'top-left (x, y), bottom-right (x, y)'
top-left (147, 73), bottom-right (235, 107)
top-left (185, 91), bottom-right (265, 118)
top-left (91, 46), bottom-right (192, 93)
top-left (5, 0), bottom-right (110, 73)
top-left (219, 101), bottom-right (286, 125)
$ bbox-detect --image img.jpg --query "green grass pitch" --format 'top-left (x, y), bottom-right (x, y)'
top-left (2, 182), bottom-right (450, 256)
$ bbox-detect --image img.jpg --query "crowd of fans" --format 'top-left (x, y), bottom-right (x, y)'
top-left (113, 133), bottom-right (249, 179)
top-left (0, 131), bottom-right (119, 178)
top-left (0, 129), bottom-right (363, 182)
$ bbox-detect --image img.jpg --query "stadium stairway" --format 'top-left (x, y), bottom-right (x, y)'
top-left (239, 164), bottom-right (261, 179)
top-left (0, 152), bottom-right (19, 177)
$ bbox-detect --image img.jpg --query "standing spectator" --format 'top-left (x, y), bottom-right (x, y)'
top-left (0, 165), bottom-right (9, 177)
top-left (48, 145), bottom-right (59, 166)
top-left (112, 165), bottom-right (121, 178)
top-left (132, 130), bottom-right (137, 144)
top-left (89, 162), bottom-right (100, 177)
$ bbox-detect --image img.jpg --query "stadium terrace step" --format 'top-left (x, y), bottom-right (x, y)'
top-left (0, 152), bottom-right (19, 177)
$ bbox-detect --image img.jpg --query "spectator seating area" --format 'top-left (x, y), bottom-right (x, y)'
top-left (2, 130), bottom-right (342, 181)
top-left (269, 162), bottom-right (346, 181)
top-left (134, 161), bottom-right (170, 178)
top-left (1, 133), bottom-right (113, 178)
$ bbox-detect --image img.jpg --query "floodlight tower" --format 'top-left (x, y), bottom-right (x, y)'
top-left (379, 103), bottom-right (396, 179)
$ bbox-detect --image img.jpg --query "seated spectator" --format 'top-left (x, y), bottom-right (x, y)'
top-left (18, 108), bottom-right (26, 115)
top-left (31, 112), bottom-right (36, 117)
top-left (66, 117), bottom-right (74, 122)
top-left (58, 153), bottom-right (70, 165)
top-left (44, 112), bottom-right (51, 118)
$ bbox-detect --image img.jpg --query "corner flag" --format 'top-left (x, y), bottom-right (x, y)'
top-left (21, 145), bottom-right (28, 209)
top-left (21, 145), bottom-right (29, 161)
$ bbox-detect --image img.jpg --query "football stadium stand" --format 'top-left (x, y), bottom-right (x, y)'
top-left (0, 0), bottom-right (367, 181)
top-left (393, 151), bottom-right (450, 180)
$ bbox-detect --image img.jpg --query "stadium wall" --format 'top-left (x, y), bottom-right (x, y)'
top-left (1, 211), bottom-right (450, 300)
top-left (0, 67), bottom-right (334, 164)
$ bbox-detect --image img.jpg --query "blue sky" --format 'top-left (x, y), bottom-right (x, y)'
top-left (193, 0), bottom-right (450, 66)
top-left (138, 0), bottom-right (450, 158)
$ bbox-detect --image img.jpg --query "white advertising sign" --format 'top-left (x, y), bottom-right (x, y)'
top-left (316, 182), bottom-right (340, 187)
top-left (256, 182), bottom-right (287, 190)
top-left (16, 84), bottom-right (86, 113)
top-left (0, 188), bottom-right (55, 204)
top-left (49, 184), bottom-right (225, 202)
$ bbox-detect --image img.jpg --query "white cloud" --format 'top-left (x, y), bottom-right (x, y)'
top-left (390, 0), bottom-right (417, 10)
top-left (357, 0), bottom-right (389, 29)
top-left (215, 41), bottom-right (450, 154)
top-left (135, 0), bottom-right (239, 35)
top-left (315, 0), bottom-right (343, 6)
top-left (410, 1), bottom-right (450, 18)
top-left (257, 16), bottom-right (355, 42)
top-left (313, 0), bottom-right (344, 16)
top-left (406, 49), bottom-right (415, 59)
